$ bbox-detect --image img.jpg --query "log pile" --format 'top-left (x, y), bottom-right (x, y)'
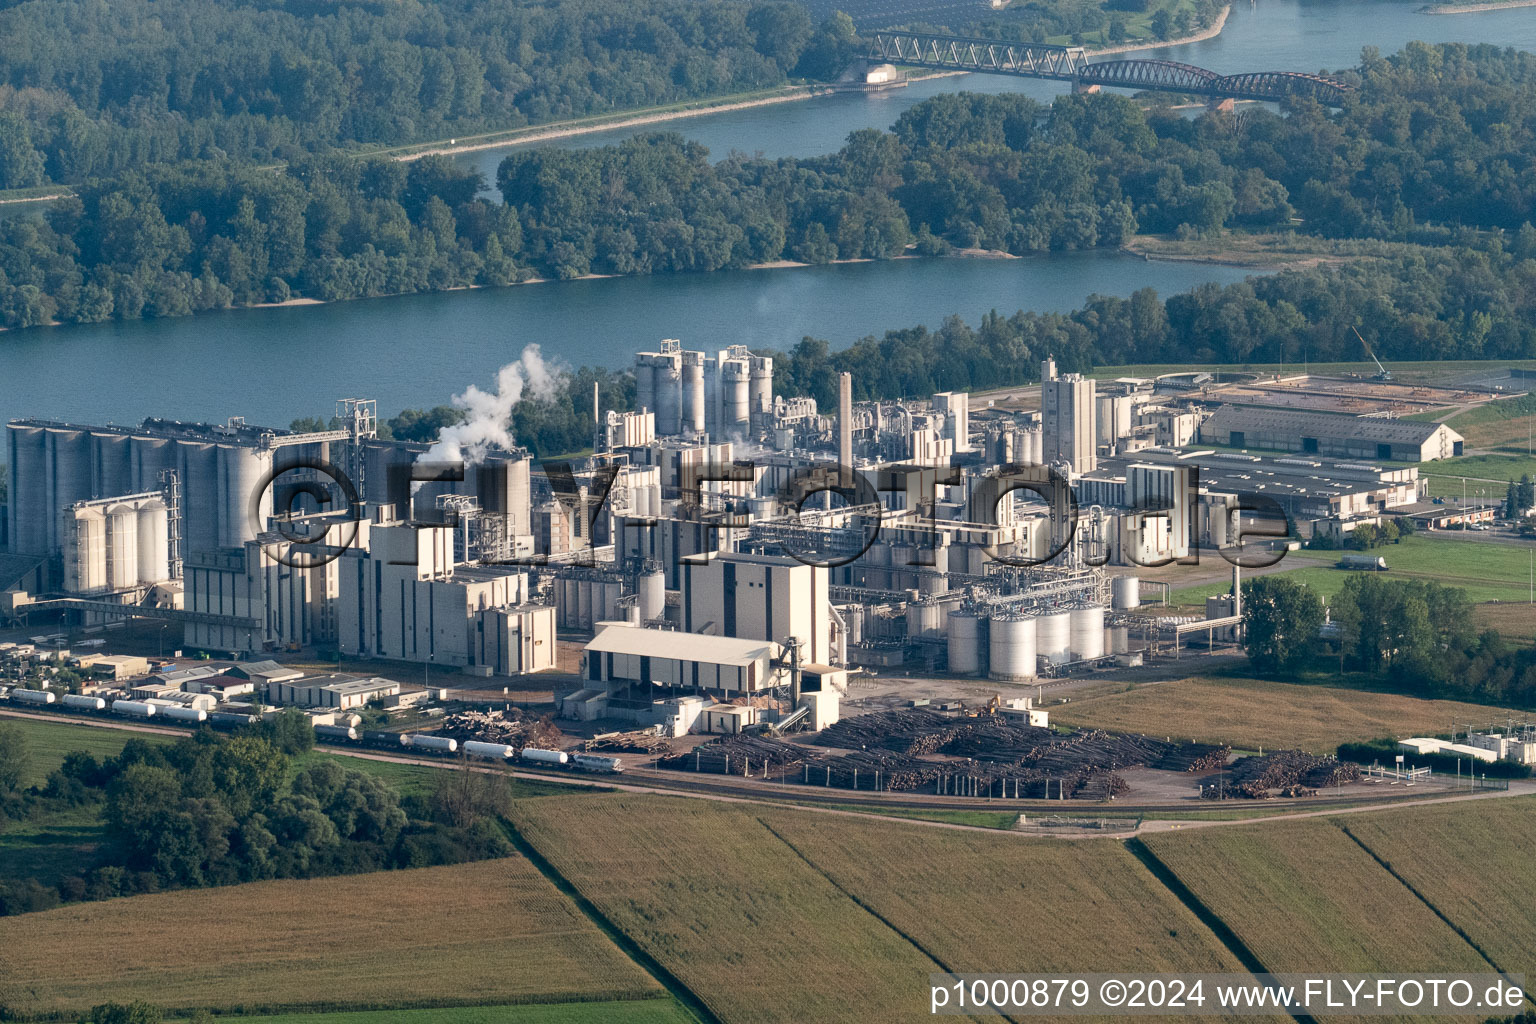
top-left (586, 730), bottom-right (673, 755)
top-left (657, 736), bottom-right (803, 778)
top-left (1152, 743), bottom-right (1231, 773)
top-left (440, 708), bottom-right (564, 748)
top-left (798, 748), bottom-right (945, 791)
top-left (1222, 750), bottom-right (1358, 798)
top-left (816, 709), bottom-right (968, 755)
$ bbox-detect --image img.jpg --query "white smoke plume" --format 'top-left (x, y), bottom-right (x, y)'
top-left (422, 344), bottom-right (562, 465)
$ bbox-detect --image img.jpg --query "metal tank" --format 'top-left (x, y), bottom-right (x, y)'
top-left (47, 429), bottom-right (92, 550)
top-left (136, 500), bottom-right (170, 583)
top-left (219, 445), bottom-right (270, 548)
top-left (1021, 428), bottom-right (1043, 465)
top-left (177, 441), bottom-right (219, 557)
top-left (463, 740), bottom-right (516, 760)
top-left (748, 355), bottom-right (774, 423)
top-left (160, 705), bottom-right (208, 723)
top-left (1108, 625), bottom-right (1129, 655)
top-left (1036, 610), bottom-right (1072, 666)
top-left (12, 688), bottom-right (57, 704)
top-left (1070, 605), bottom-right (1106, 661)
top-left (93, 432), bottom-right (132, 497)
top-left (1111, 575), bottom-right (1141, 610)
top-left (633, 355), bottom-right (656, 423)
top-left (62, 693), bottom-right (108, 710)
top-left (905, 600), bottom-right (943, 640)
top-left (7, 423), bottom-right (47, 554)
top-left (655, 354), bottom-right (683, 436)
top-left (989, 615), bottom-right (1038, 681)
top-left (112, 700), bottom-right (157, 718)
top-left (637, 568), bottom-right (665, 623)
top-left (946, 609), bottom-right (986, 675)
top-left (106, 504), bottom-right (139, 590)
top-left (521, 748), bottom-right (568, 765)
top-left (130, 435), bottom-right (174, 493)
top-left (681, 350), bottom-right (707, 434)
top-left (720, 360), bottom-right (750, 435)
top-left (68, 507), bottom-right (108, 592)
top-left (405, 734), bottom-right (458, 753)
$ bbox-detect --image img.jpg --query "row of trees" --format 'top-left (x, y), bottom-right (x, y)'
top-left (0, 718), bottom-right (512, 916)
top-left (0, 0), bottom-right (856, 189)
top-left (1241, 574), bottom-right (1536, 707)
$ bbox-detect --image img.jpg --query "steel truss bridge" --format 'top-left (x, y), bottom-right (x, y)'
top-left (867, 31), bottom-right (1351, 105)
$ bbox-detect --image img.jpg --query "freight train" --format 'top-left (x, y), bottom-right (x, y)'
top-left (0, 689), bottom-right (624, 773)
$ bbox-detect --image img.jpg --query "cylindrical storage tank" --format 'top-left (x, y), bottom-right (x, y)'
top-left (62, 694), bottom-right (107, 711)
top-left (1108, 625), bottom-right (1129, 655)
top-left (749, 355), bottom-right (774, 420)
top-left (93, 432), bottom-right (132, 497)
top-left (68, 508), bottom-right (108, 593)
top-left (906, 601), bottom-right (943, 640)
top-left (178, 441), bottom-right (218, 557)
top-left (113, 700), bottom-right (157, 718)
top-left (1036, 611), bottom-right (1072, 666)
top-left (130, 435), bottom-right (174, 493)
top-left (637, 569), bottom-right (665, 623)
top-left (406, 734), bottom-right (458, 753)
top-left (1070, 605), bottom-right (1106, 661)
top-left (681, 351), bottom-right (707, 434)
top-left (1111, 575), bottom-right (1141, 610)
top-left (989, 615), bottom-right (1038, 681)
top-left (136, 500), bottom-right (170, 584)
top-left (8, 424), bottom-right (47, 554)
top-left (161, 705), bottom-right (208, 723)
top-left (463, 740), bottom-right (516, 760)
top-left (918, 572), bottom-right (949, 598)
top-left (1021, 429), bottom-right (1043, 465)
top-left (47, 429), bottom-right (92, 547)
top-left (220, 446), bottom-right (270, 548)
top-left (633, 358), bottom-right (656, 424)
top-left (107, 504), bottom-right (139, 590)
top-left (721, 361), bottom-right (750, 434)
top-left (947, 610), bottom-right (984, 675)
top-left (12, 687), bottom-right (57, 704)
top-left (520, 747), bottom-right (568, 765)
top-left (315, 724), bottom-right (359, 742)
top-left (656, 356), bottom-right (682, 437)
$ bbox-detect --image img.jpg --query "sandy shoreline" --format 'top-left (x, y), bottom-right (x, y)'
top-left (1084, 4), bottom-right (1231, 57)
top-left (1422, 0), bottom-right (1536, 11)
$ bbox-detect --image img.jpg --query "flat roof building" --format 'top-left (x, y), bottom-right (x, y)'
top-left (1198, 406), bottom-right (1463, 463)
top-left (583, 624), bottom-right (780, 696)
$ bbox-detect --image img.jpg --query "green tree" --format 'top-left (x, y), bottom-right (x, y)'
top-left (0, 723), bottom-right (28, 798)
top-left (87, 1003), bottom-right (162, 1024)
top-left (1241, 576), bottom-right (1324, 674)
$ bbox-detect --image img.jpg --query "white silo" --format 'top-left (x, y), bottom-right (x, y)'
top-left (906, 600), bottom-right (943, 640)
top-left (681, 350), bottom-right (707, 435)
top-left (137, 500), bottom-right (170, 583)
top-left (637, 568), bottom-right (665, 623)
top-left (989, 615), bottom-right (1038, 681)
top-left (1108, 625), bottom-right (1129, 655)
top-left (219, 445), bottom-right (270, 548)
top-left (947, 609), bottom-right (985, 675)
top-left (749, 355), bottom-right (774, 423)
top-left (720, 360), bottom-right (750, 435)
top-left (66, 507), bottom-right (108, 593)
top-left (1070, 605), bottom-right (1106, 661)
top-left (106, 504), bottom-right (139, 590)
top-left (1036, 610), bottom-right (1072, 666)
top-left (655, 353), bottom-right (683, 437)
top-left (1021, 428), bottom-right (1043, 465)
top-left (1111, 575), bottom-right (1141, 610)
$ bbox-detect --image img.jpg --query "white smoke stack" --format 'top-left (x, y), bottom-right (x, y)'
top-left (422, 344), bottom-right (561, 466)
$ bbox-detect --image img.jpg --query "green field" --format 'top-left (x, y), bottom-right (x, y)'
top-left (760, 811), bottom-right (1245, 977)
top-left (1, 715), bottom-right (174, 787)
top-left (507, 793), bottom-right (942, 1024)
top-left (209, 999), bottom-right (698, 1024)
top-left (0, 858), bottom-right (664, 1019)
top-left (1169, 534), bottom-right (1536, 606)
top-left (1140, 821), bottom-right (1491, 980)
top-left (1053, 674), bottom-right (1528, 752)
top-left (1341, 798), bottom-right (1536, 977)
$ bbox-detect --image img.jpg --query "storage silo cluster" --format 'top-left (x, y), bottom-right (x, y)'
top-left (941, 588), bottom-right (1129, 682)
top-left (632, 341), bottom-right (773, 440)
top-left (62, 494), bottom-right (173, 593)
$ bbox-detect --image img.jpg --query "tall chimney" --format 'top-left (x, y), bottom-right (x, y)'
top-left (838, 372), bottom-right (853, 477)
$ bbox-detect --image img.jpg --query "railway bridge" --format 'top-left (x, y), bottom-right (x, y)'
top-left (866, 30), bottom-right (1352, 105)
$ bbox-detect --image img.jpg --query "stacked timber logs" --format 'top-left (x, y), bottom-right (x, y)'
top-left (816, 709), bottom-right (968, 755)
top-left (657, 736), bottom-right (804, 778)
top-left (1220, 750), bottom-right (1359, 798)
top-left (1152, 743), bottom-right (1231, 772)
top-left (440, 709), bottom-right (564, 749)
top-left (585, 730), bottom-right (672, 755)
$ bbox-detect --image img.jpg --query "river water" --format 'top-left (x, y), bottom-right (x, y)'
top-left (1, 0), bottom-right (1532, 429)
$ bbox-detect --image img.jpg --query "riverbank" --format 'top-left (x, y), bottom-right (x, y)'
top-left (1119, 233), bottom-right (1366, 270)
top-left (1085, 4), bottom-right (1231, 56)
top-left (1421, 0), bottom-right (1536, 12)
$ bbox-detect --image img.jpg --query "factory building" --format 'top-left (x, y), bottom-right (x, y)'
top-left (582, 624), bottom-right (780, 695)
top-left (1041, 358), bottom-right (1096, 474)
top-left (336, 522), bottom-right (555, 675)
top-left (1198, 406), bottom-right (1464, 463)
top-left (633, 340), bottom-right (773, 439)
top-left (681, 550), bottom-right (832, 665)
top-left (268, 674), bottom-right (401, 709)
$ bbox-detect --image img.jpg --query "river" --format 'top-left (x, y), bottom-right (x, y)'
top-left (1, 0), bottom-right (1533, 430)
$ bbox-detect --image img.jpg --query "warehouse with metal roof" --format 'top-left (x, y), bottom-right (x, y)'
top-left (1198, 406), bottom-right (1463, 462)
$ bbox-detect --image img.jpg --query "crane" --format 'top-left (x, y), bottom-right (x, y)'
top-left (1352, 326), bottom-right (1393, 382)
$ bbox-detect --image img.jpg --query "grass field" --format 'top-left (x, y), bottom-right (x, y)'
top-left (1436, 393), bottom-right (1536, 451)
top-left (759, 812), bottom-right (1245, 977)
top-left (1422, 453), bottom-right (1536, 495)
top-left (1169, 534), bottom-right (1536, 606)
top-left (1139, 820), bottom-right (1491, 981)
top-left (0, 858), bottom-right (663, 1019)
top-left (1340, 797), bottom-right (1536, 978)
top-left (1052, 675), bottom-right (1526, 752)
top-left (507, 792), bottom-right (943, 1024)
top-left (213, 1000), bottom-right (697, 1024)
top-left (0, 715), bottom-right (174, 787)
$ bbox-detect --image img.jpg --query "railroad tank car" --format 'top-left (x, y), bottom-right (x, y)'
top-left (404, 734), bottom-right (458, 753)
top-left (61, 694), bottom-right (108, 711)
top-left (12, 688), bottom-right (57, 704)
top-left (363, 730), bottom-right (408, 747)
top-left (463, 740), bottom-right (516, 760)
top-left (570, 752), bottom-right (624, 773)
top-left (209, 711), bottom-right (258, 728)
top-left (519, 748), bottom-right (569, 765)
top-left (112, 700), bottom-right (157, 718)
top-left (159, 705), bottom-right (208, 723)
top-left (314, 724), bottom-right (360, 742)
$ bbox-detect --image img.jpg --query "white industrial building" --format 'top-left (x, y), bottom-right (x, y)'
top-left (1041, 357), bottom-right (1096, 474)
top-left (1198, 406), bottom-right (1464, 463)
top-left (681, 550), bottom-right (833, 666)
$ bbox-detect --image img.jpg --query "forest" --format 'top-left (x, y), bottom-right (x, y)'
top-left (0, 0), bottom-right (850, 188)
top-left (0, 715), bottom-right (514, 916)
